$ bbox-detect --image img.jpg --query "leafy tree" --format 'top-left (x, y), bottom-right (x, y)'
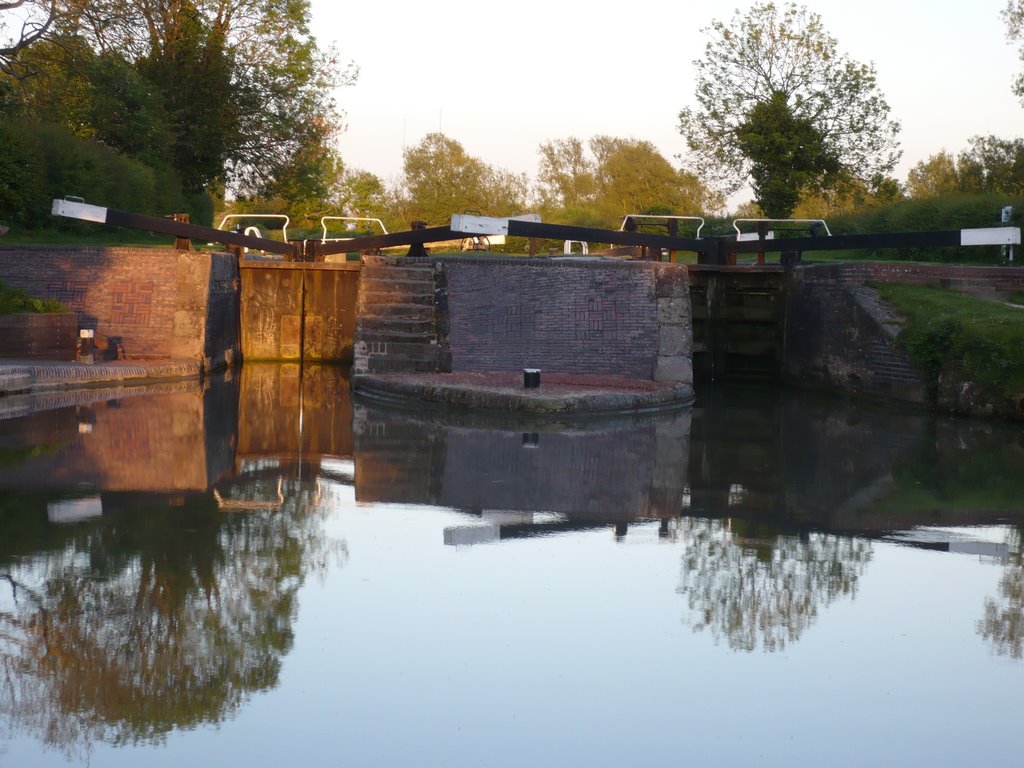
top-left (3, 0), bottom-right (354, 210)
top-left (1005, 0), bottom-right (1024, 103)
top-left (537, 135), bottom-right (718, 226)
top-left (735, 91), bottom-right (841, 217)
top-left (396, 133), bottom-right (528, 226)
top-left (536, 136), bottom-right (597, 212)
top-left (678, 2), bottom-right (901, 218)
top-left (958, 134), bottom-right (1024, 196)
top-left (907, 150), bottom-right (962, 198)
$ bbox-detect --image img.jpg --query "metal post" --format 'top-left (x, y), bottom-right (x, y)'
top-left (407, 221), bottom-right (428, 257)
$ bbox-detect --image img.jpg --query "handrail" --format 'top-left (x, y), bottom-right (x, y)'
top-left (321, 216), bottom-right (388, 243)
top-left (732, 218), bottom-right (831, 238)
top-left (620, 214), bottom-right (705, 238)
top-left (218, 214), bottom-right (290, 243)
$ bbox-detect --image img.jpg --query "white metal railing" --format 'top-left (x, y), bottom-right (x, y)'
top-left (217, 214), bottom-right (290, 243)
top-left (321, 216), bottom-right (388, 243)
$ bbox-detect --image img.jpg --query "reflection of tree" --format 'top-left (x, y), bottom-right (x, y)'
top-left (0, 479), bottom-right (344, 757)
top-left (979, 527), bottom-right (1024, 660)
top-left (675, 518), bottom-right (872, 652)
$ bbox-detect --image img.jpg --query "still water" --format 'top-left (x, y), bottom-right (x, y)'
top-left (1, 364), bottom-right (1023, 766)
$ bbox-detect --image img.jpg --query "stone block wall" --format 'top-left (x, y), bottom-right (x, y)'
top-left (0, 246), bottom-right (240, 369)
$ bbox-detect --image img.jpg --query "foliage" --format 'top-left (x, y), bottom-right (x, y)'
top-left (537, 135), bottom-right (719, 227)
top-left (873, 283), bottom-right (1024, 404)
top-left (395, 133), bottom-right (528, 226)
top-left (908, 137), bottom-right (1024, 199)
top-left (825, 192), bottom-right (1021, 262)
top-left (0, 118), bottom-right (203, 226)
top-left (1005, 0), bottom-right (1024, 104)
top-left (678, 2), bottom-right (901, 217)
top-left (907, 150), bottom-right (963, 198)
top-left (1, 0), bottom-right (354, 217)
top-left (735, 91), bottom-right (841, 217)
top-left (0, 278), bottom-right (68, 313)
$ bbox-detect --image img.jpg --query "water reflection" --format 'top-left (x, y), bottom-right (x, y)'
top-left (979, 526), bottom-right (1024, 659)
top-left (3, 367), bottom-right (1024, 763)
top-left (0, 364), bottom-right (350, 758)
top-left (352, 402), bottom-right (692, 535)
top-left (675, 518), bottom-right (871, 652)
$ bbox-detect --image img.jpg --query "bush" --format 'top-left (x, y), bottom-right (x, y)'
top-left (0, 279), bottom-right (69, 314)
top-left (828, 193), bottom-right (1021, 262)
top-left (0, 119), bottom-right (197, 228)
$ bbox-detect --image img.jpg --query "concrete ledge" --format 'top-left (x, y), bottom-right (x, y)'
top-left (352, 371), bottom-right (694, 416)
top-left (0, 359), bottom-right (203, 397)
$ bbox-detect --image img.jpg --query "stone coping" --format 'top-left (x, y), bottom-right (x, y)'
top-left (352, 371), bottom-right (694, 417)
top-left (0, 359), bottom-right (202, 395)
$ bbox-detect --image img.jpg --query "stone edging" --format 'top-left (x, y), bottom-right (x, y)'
top-left (352, 373), bottom-right (694, 416)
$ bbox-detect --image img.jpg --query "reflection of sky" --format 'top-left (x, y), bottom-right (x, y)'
top-left (4, 480), bottom-right (1023, 766)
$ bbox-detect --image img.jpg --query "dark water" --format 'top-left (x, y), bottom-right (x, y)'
top-left (1, 365), bottom-right (1023, 766)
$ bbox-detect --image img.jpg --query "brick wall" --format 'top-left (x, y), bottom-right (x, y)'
top-left (799, 262), bottom-right (1024, 291)
top-left (0, 246), bottom-right (240, 368)
top-left (784, 280), bottom-right (927, 402)
top-left (419, 257), bottom-right (691, 382)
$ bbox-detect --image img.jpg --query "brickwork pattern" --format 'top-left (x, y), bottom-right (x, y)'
top-left (445, 260), bottom-right (660, 378)
top-left (799, 262), bottom-right (1024, 291)
top-left (784, 281), bottom-right (927, 402)
top-left (0, 247), bottom-right (240, 367)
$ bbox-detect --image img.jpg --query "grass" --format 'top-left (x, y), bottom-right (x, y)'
top-left (0, 279), bottom-right (69, 314)
top-left (872, 282), bottom-right (1024, 402)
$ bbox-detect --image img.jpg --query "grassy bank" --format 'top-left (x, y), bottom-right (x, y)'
top-left (873, 283), bottom-right (1024, 405)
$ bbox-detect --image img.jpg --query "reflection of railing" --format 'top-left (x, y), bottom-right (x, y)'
top-left (214, 478), bottom-right (285, 511)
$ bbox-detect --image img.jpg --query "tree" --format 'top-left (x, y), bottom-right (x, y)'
top-left (1005, 1), bottom-right (1024, 103)
top-left (0, 0), bottom-right (65, 79)
top-left (678, 2), bottom-right (901, 218)
top-left (3, 0), bottom-right (355, 205)
top-left (735, 91), bottom-right (841, 217)
top-left (397, 133), bottom-right (528, 226)
top-left (958, 135), bottom-right (1024, 196)
top-left (907, 151), bottom-right (962, 198)
top-left (537, 135), bottom-right (719, 226)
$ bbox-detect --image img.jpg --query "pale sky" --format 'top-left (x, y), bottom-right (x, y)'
top-left (309, 0), bottom-right (1022, 208)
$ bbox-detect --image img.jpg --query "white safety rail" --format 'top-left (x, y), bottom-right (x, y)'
top-left (619, 214), bottom-right (706, 237)
top-left (217, 214), bottom-right (290, 243)
top-left (733, 218), bottom-right (830, 241)
top-left (321, 216), bottom-right (388, 243)
top-left (563, 240), bottom-right (589, 255)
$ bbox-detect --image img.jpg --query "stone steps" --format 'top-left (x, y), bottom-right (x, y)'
top-left (355, 262), bottom-right (444, 374)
